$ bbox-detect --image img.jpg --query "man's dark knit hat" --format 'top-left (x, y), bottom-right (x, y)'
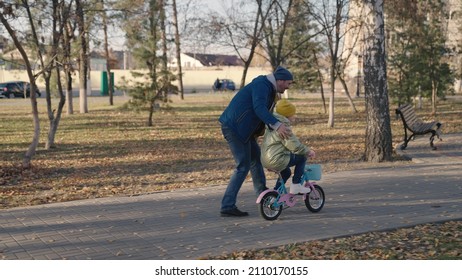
top-left (273, 66), bottom-right (294, 81)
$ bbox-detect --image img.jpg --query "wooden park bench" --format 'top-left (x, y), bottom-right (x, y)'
top-left (395, 104), bottom-right (442, 150)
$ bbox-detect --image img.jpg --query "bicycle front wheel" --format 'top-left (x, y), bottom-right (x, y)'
top-left (304, 184), bottom-right (325, 212)
top-left (259, 192), bottom-right (282, 220)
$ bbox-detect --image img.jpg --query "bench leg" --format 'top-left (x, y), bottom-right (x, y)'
top-left (400, 128), bottom-right (410, 150)
top-left (400, 142), bottom-right (408, 150)
top-left (400, 131), bottom-right (415, 150)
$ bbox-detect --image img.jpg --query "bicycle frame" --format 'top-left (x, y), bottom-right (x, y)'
top-left (256, 172), bottom-right (319, 208)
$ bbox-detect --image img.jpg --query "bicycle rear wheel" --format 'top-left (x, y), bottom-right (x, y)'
top-left (304, 184), bottom-right (325, 212)
top-left (259, 192), bottom-right (283, 220)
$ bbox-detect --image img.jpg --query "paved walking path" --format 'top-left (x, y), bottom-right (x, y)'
top-left (1, 134), bottom-right (461, 260)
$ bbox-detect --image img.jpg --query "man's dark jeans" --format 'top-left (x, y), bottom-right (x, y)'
top-left (221, 126), bottom-right (266, 211)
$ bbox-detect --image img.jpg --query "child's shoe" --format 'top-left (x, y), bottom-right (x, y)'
top-left (290, 183), bottom-right (311, 194)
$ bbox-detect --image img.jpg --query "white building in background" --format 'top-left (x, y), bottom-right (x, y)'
top-left (168, 53), bottom-right (243, 69)
top-left (168, 53), bottom-right (205, 69)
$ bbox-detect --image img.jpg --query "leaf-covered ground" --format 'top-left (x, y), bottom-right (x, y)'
top-left (1, 93), bottom-right (461, 259)
top-left (210, 220), bottom-right (461, 260)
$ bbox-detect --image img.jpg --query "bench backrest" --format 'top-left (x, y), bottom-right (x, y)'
top-left (396, 104), bottom-right (424, 130)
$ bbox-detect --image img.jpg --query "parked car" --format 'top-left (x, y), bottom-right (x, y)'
top-left (212, 78), bottom-right (236, 91)
top-left (0, 81), bottom-right (41, 98)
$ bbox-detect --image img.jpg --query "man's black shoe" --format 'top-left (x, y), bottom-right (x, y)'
top-left (220, 208), bottom-right (249, 217)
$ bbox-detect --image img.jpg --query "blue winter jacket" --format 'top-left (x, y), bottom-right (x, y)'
top-left (219, 75), bottom-right (280, 143)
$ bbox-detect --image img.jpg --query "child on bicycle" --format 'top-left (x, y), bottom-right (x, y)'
top-left (260, 99), bottom-right (315, 194)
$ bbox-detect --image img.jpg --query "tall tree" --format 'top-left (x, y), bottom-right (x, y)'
top-left (421, 0), bottom-right (453, 115)
top-left (42, 0), bottom-right (67, 149)
top-left (284, 0), bottom-right (320, 93)
top-left (200, 0), bottom-right (274, 88)
top-left (4, 1), bottom-right (71, 150)
top-left (100, 0), bottom-right (115, 105)
top-left (235, 0), bottom-right (272, 86)
top-left (76, 0), bottom-right (88, 113)
top-left (386, 0), bottom-right (454, 114)
top-left (259, 0), bottom-right (321, 70)
top-left (63, 2), bottom-right (76, 115)
top-left (159, 0), bottom-right (169, 101)
top-left (0, 1), bottom-right (40, 168)
top-left (362, 0), bottom-right (393, 162)
top-left (117, 0), bottom-right (177, 126)
top-left (200, 0), bottom-right (319, 87)
top-left (454, 0), bottom-right (462, 92)
top-left (172, 0), bottom-right (184, 99)
top-left (261, 0), bottom-right (294, 68)
top-left (311, 0), bottom-right (352, 127)
top-left (238, 0), bottom-right (271, 87)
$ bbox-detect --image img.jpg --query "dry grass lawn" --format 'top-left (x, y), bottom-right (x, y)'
top-left (1, 93), bottom-right (461, 209)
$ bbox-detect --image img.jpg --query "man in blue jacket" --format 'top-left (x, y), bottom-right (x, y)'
top-left (219, 66), bottom-right (294, 217)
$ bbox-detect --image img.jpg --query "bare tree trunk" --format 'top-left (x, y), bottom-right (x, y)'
top-left (76, 0), bottom-right (88, 113)
top-left (64, 20), bottom-right (74, 115)
top-left (22, 95), bottom-right (40, 168)
top-left (319, 73), bottom-right (327, 114)
top-left (101, 0), bottom-right (114, 105)
top-left (363, 0), bottom-right (392, 162)
top-left (148, 104), bottom-right (154, 127)
top-left (145, 0), bottom-right (160, 127)
top-left (26, 0), bottom-right (55, 149)
top-left (312, 50), bottom-right (327, 113)
top-left (65, 71), bottom-right (74, 114)
top-left (338, 75), bottom-right (358, 113)
top-left (312, 0), bottom-right (349, 127)
top-left (47, 66), bottom-right (66, 149)
top-left (172, 0), bottom-right (184, 99)
top-left (160, 0), bottom-right (168, 101)
top-left (240, 63), bottom-right (250, 89)
top-left (327, 68), bottom-right (335, 127)
top-left (43, 0), bottom-right (66, 149)
top-left (431, 81), bottom-right (437, 115)
top-left (44, 76), bottom-right (55, 149)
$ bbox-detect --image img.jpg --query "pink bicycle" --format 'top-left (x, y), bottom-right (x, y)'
top-left (256, 164), bottom-right (325, 220)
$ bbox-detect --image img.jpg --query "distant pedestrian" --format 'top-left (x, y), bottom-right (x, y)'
top-left (218, 66), bottom-right (294, 217)
top-left (214, 78), bottom-right (221, 91)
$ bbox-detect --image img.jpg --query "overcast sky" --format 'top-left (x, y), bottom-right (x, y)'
top-left (106, 0), bottom-right (232, 53)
